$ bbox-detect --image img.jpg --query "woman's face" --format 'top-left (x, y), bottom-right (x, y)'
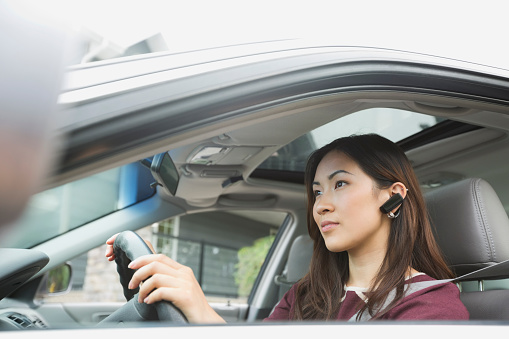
top-left (312, 150), bottom-right (391, 256)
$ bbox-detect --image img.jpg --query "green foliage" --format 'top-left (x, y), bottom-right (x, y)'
top-left (234, 235), bottom-right (275, 297)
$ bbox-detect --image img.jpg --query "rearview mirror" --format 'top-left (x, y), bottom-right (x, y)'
top-left (150, 152), bottom-right (180, 195)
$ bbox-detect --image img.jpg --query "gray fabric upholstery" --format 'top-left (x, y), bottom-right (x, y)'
top-left (426, 178), bottom-right (509, 276)
top-left (275, 235), bottom-right (313, 298)
top-left (286, 235), bottom-right (313, 283)
top-left (461, 291), bottom-right (509, 320)
top-left (426, 178), bottom-right (509, 320)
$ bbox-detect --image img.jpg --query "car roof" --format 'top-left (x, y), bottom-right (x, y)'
top-left (54, 41), bottom-right (509, 187)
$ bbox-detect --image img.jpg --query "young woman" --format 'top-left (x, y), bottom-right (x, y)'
top-left (105, 134), bottom-right (469, 322)
top-left (268, 133), bottom-right (468, 321)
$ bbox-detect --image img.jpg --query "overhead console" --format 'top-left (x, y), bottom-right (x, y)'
top-left (145, 141), bottom-right (271, 207)
top-left (187, 145), bottom-right (263, 166)
top-left (183, 145), bottom-right (263, 184)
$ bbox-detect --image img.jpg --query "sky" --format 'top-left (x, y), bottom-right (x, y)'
top-left (13, 0), bottom-right (509, 70)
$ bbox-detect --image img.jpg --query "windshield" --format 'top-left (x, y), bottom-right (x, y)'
top-left (2, 162), bottom-right (155, 249)
top-left (257, 108), bottom-right (443, 173)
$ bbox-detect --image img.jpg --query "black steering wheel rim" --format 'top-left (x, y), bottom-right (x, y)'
top-left (100, 231), bottom-right (188, 324)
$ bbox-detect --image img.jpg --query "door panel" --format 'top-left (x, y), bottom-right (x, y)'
top-left (211, 303), bottom-right (249, 323)
top-left (36, 302), bottom-right (123, 326)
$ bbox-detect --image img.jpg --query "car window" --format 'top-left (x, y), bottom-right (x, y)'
top-left (2, 162), bottom-right (155, 249)
top-left (256, 108), bottom-right (444, 173)
top-left (41, 210), bottom-right (287, 304)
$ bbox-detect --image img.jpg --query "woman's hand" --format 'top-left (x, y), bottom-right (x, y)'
top-left (105, 233), bottom-right (224, 324)
top-left (128, 254), bottom-right (225, 324)
top-left (104, 233), bottom-right (156, 261)
top-left (105, 233), bottom-right (118, 261)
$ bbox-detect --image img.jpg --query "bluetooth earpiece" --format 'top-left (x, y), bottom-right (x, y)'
top-left (380, 193), bottom-right (404, 218)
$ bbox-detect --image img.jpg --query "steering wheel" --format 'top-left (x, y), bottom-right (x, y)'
top-left (100, 231), bottom-right (188, 324)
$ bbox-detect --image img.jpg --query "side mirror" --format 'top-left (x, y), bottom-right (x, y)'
top-left (37, 263), bottom-right (72, 297)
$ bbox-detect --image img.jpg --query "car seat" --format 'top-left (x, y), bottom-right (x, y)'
top-left (274, 235), bottom-right (313, 299)
top-left (426, 177), bottom-right (509, 320)
top-left (275, 178), bottom-right (509, 320)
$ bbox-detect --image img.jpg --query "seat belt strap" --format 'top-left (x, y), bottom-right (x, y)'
top-left (349, 258), bottom-right (509, 321)
top-left (349, 279), bottom-right (452, 321)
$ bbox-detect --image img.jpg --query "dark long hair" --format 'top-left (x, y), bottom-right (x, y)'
top-left (293, 134), bottom-right (453, 320)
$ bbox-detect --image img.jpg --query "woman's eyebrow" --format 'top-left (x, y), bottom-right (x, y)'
top-left (313, 169), bottom-right (353, 186)
top-left (328, 169), bottom-right (353, 180)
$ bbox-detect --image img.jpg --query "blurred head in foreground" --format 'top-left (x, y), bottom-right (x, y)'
top-left (0, 1), bottom-right (70, 234)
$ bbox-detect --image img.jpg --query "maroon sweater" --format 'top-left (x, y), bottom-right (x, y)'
top-left (266, 274), bottom-right (469, 321)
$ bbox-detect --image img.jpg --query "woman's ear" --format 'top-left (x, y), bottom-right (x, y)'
top-left (379, 182), bottom-right (408, 217)
top-left (390, 182), bottom-right (408, 199)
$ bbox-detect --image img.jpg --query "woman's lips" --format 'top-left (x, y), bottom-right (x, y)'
top-left (321, 221), bottom-right (338, 233)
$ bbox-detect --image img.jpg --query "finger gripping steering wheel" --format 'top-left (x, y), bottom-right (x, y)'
top-left (101, 231), bottom-right (188, 324)
top-left (113, 230), bottom-right (151, 301)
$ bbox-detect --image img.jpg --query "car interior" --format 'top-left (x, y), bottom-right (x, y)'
top-left (1, 45), bottom-right (509, 329)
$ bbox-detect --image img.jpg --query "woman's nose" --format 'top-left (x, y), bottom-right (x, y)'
top-left (315, 192), bottom-right (335, 215)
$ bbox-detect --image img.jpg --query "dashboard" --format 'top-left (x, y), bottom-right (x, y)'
top-left (0, 309), bottom-right (48, 330)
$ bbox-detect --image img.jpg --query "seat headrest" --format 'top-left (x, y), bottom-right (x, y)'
top-left (286, 235), bottom-right (313, 283)
top-left (425, 178), bottom-right (509, 276)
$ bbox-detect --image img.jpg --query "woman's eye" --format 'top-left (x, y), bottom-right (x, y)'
top-left (313, 190), bottom-right (322, 197)
top-left (335, 181), bottom-right (346, 189)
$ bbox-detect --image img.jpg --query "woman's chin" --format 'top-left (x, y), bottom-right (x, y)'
top-left (323, 240), bottom-right (347, 253)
